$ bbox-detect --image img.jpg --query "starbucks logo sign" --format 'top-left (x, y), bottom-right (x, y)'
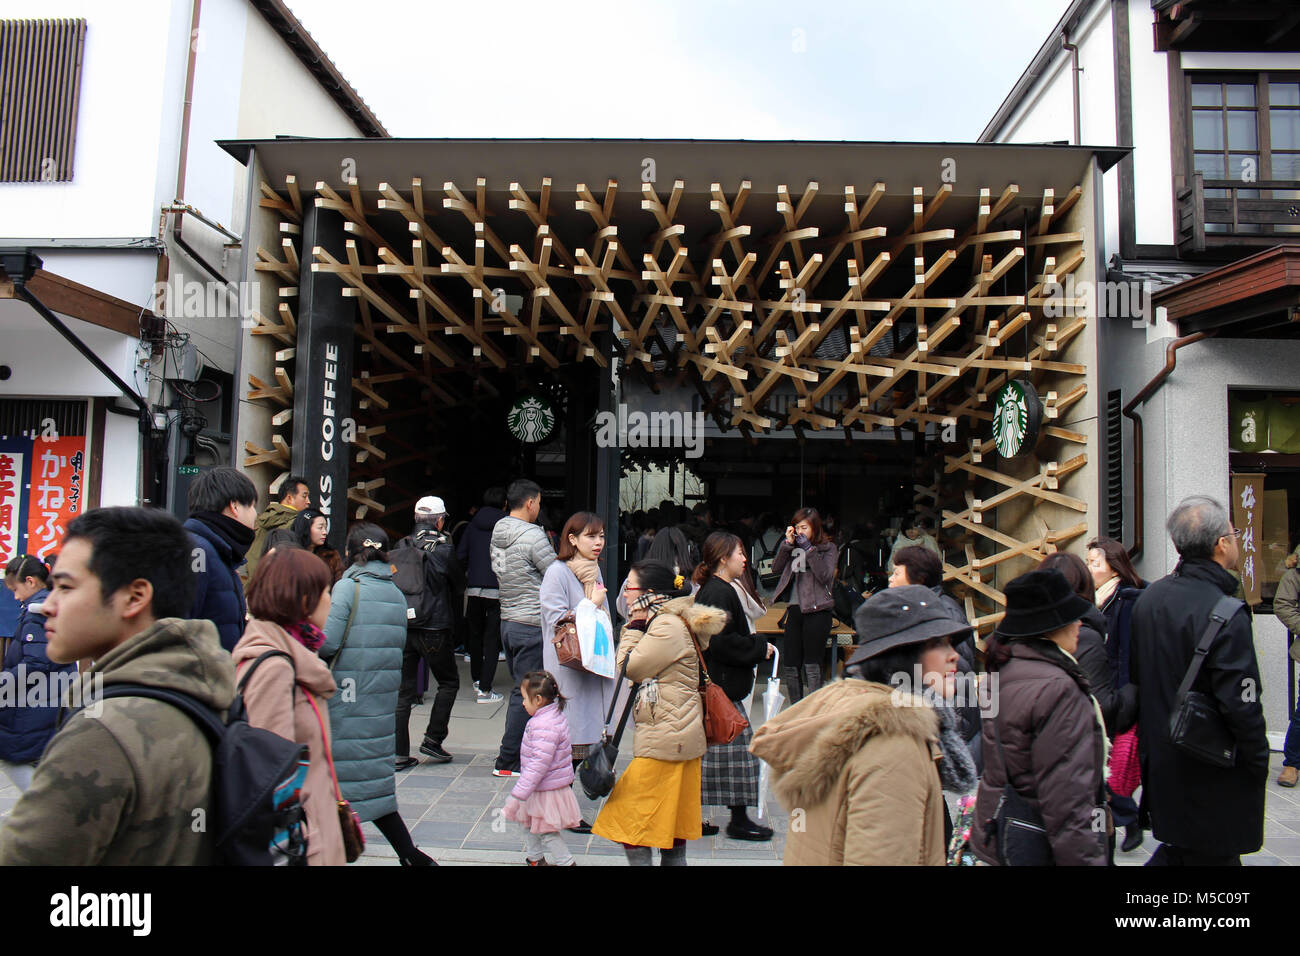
top-left (507, 395), bottom-right (557, 443)
top-left (992, 380), bottom-right (1042, 459)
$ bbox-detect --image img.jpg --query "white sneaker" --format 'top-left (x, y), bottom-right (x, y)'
top-left (476, 689), bottom-right (504, 703)
top-left (463, 654), bottom-right (471, 663)
top-left (497, 651), bottom-right (506, 662)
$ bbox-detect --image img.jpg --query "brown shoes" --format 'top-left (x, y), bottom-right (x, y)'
top-left (1278, 766), bottom-right (1298, 788)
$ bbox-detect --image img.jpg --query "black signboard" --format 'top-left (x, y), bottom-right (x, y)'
top-left (291, 206), bottom-right (354, 552)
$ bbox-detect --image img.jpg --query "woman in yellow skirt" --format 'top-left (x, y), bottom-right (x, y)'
top-left (592, 559), bottom-right (726, 865)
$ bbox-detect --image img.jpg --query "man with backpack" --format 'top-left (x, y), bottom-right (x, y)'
top-left (392, 496), bottom-right (465, 767)
top-left (0, 507), bottom-right (238, 864)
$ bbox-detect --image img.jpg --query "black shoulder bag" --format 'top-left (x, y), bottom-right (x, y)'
top-left (985, 713), bottom-right (1054, 866)
top-left (1168, 594), bottom-right (1244, 768)
top-left (577, 656), bottom-right (637, 800)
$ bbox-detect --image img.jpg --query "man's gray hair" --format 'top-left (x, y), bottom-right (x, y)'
top-left (1167, 495), bottom-right (1231, 560)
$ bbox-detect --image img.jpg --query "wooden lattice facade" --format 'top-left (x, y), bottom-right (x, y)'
top-left (230, 140), bottom-right (1116, 631)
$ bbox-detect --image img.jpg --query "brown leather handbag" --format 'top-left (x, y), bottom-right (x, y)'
top-left (686, 625), bottom-right (748, 745)
top-left (552, 613), bottom-right (584, 670)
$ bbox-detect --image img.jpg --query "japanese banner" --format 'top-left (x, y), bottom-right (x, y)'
top-left (25, 437), bottom-right (86, 561)
top-left (1231, 472), bottom-right (1265, 606)
top-left (0, 438), bottom-right (29, 565)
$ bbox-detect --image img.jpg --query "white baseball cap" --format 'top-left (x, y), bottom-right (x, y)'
top-left (415, 495), bottom-right (446, 516)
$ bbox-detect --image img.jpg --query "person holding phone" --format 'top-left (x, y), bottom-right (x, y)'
top-left (771, 508), bottom-right (838, 702)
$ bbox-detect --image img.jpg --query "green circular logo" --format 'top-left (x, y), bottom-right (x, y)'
top-left (992, 381), bottom-right (1036, 458)
top-left (507, 395), bottom-right (557, 444)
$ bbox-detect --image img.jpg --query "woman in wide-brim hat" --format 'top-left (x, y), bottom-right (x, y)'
top-left (969, 567), bottom-right (1109, 866)
top-left (749, 585), bottom-right (978, 865)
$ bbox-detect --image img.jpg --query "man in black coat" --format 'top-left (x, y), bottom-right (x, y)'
top-left (1130, 495), bottom-right (1268, 866)
top-left (184, 467), bottom-right (258, 652)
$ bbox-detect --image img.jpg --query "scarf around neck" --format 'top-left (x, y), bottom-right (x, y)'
top-left (566, 556), bottom-right (602, 603)
top-left (727, 578), bottom-right (766, 632)
top-left (631, 591), bottom-right (670, 617)
top-left (193, 510), bottom-right (256, 559)
top-left (933, 701), bottom-right (979, 794)
top-left (1094, 575), bottom-right (1120, 610)
top-left (285, 620), bottom-right (327, 653)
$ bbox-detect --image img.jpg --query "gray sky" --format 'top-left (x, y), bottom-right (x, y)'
top-left (285, 0), bottom-right (1075, 141)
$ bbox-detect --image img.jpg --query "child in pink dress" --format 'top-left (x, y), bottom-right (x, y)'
top-left (502, 671), bottom-right (582, 866)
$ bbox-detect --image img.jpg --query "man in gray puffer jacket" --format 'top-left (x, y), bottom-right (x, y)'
top-left (490, 478), bottom-right (556, 775)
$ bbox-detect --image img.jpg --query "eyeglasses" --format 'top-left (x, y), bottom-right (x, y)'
top-left (625, 586), bottom-right (644, 593)
top-left (1223, 528), bottom-right (1243, 539)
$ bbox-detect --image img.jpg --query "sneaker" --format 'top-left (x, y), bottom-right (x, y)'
top-left (418, 741), bottom-right (453, 763)
top-left (463, 654), bottom-right (471, 663)
top-left (395, 756), bottom-right (418, 772)
top-left (491, 767), bottom-right (519, 778)
top-left (476, 689), bottom-right (504, 703)
top-left (526, 857), bottom-right (550, 866)
top-left (498, 651), bottom-right (507, 662)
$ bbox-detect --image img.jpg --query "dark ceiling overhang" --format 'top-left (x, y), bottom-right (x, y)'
top-left (1152, 243), bottom-right (1300, 336)
top-left (1153, 0), bottom-right (1300, 52)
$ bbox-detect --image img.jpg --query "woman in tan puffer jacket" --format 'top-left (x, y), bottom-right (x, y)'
top-left (592, 559), bottom-right (726, 865)
top-left (751, 585), bottom-right (978, 866)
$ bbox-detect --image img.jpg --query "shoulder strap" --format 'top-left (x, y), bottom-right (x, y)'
top-left (63, 683), bottom-right (226, 744)
top-left (304, 689), bottom-right (344, 802)
top-left (233, 648), bottom-right (297, 719)
top-left (328, 579), bottom-right (361, 674)
top-left (236, 649), bottom-right (296, 695)
top-left (602, 656), bottom-right (638, 748)
top-left (1173, 594), bottom-right (1244, 707)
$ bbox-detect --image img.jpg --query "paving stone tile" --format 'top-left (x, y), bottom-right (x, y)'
top-left (411, 820), bottom-right (473, 843)
top-left (423, 803), bottom-right (489, 824)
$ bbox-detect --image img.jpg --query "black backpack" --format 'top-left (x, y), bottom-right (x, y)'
top-left (64, 650), bottom-right (310, 866)
top-left (390, 538), bottom-right (439, 627)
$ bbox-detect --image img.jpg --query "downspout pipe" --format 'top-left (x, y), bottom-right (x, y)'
top-left (1061, 31), bottom-right (1082, 146)
top-left (1122, 330), bottom-right (1215, 561)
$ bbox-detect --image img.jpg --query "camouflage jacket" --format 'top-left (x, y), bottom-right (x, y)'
top-left (0, 617), bottom-right (235, 865)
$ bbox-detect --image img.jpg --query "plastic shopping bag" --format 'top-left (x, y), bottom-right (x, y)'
top-left (574, 598), bottom-right (616, 679)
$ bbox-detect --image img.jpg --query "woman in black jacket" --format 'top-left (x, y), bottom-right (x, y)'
top-left (1037, 552), bottom-right (1118, 734)
top-left (693, 532), bottom-right (775, 841)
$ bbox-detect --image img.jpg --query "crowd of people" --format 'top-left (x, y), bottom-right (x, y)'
top-left (0, 471), bottom-right (1279, 867)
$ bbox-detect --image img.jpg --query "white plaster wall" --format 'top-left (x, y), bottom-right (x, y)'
top-left (99, 409), bottom-right (142, 507)
top-left (0, 0), bottom-right (174, 239)
top-left (1141, 336), bottom-right (1300, 740)
top-left (0, 302), bottom-right (143, 398)
top-left (32, 250), bottom-right (159, 310)
top-left (235, 10), bottom-right (363, 141)
top-left (161, 0), bottom-right (372, 383)
top-left (1127, 0), bottom-right (1174, 246)
top-left (992, 2), bottom-right (1121, 257)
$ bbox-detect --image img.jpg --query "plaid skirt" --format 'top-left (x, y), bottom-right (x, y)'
top-left (700, 698), bottom-right (760, 808)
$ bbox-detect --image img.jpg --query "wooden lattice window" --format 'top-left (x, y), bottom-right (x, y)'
top-left (0, 18), bottom-right (87, 182)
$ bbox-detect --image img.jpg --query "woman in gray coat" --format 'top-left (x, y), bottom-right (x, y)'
top-left (322, 523), bottom-right (433, 865)
top-left (540, 511), bottom-right (617, 832)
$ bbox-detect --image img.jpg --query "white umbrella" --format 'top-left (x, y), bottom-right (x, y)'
top-left (756, 647), bottom-right (785, 821)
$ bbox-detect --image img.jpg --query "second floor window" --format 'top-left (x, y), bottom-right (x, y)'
top-left (1189, 73), bottom-right (1300, 235)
